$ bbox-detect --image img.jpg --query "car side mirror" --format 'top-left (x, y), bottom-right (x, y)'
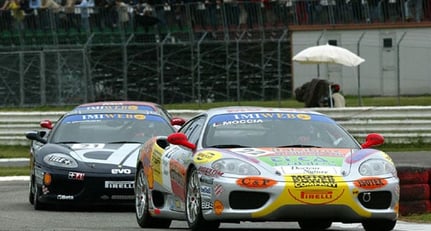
top-left (170, 117), bottom-right (186, 127)
top-left (25, 131), bottom-right (47, 144)
top-left (361, 133), bottom-right (384, 148)
top-left (40, 120), bottom-right (54, 129)
top-left (167, 132), bottom-right (196, 150)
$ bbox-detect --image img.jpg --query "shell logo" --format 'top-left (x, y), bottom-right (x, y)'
top-left (236, 177), bottom-right (277, 189)
top-left (194, 151), bottom-right (222, 163)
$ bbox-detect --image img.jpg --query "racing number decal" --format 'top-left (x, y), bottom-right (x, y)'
top-left (234, 148), bottom-right (269, 156)
top-left (194, 151), bottom-right (222, 163)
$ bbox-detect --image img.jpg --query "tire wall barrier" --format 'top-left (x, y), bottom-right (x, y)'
top-left (397, 166), bottom-right (431, 215)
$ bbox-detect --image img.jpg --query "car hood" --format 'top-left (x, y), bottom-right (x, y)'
top-left (66, 143), bottom-right (142, 168)
top-left (224, 147), bottom-right (355, 176)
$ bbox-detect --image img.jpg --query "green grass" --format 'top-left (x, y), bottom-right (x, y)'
top-left (0, 166), bottom-right (30, 177)
top-left (0, 145), bottom-right (30, 158)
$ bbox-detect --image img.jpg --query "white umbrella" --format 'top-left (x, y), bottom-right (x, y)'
top-left (292, 43), bottom-right (365, 67)
top-left (292, 43), bottom-right (365, 106)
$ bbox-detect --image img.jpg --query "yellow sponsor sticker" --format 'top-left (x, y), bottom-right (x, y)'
top-left (296, 114), bottom-right (311, 120)
top-left (194, 151), bottom-right (222, 163)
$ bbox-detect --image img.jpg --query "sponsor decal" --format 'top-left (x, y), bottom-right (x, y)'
top-left (232, 113), bottom-right (311, 120)
top-left (151, 145), bottom-right (164, 184)
top-left (212, 119), bottom-right (264, 127)
top-left (68, 172), bottom-right (85, 180)
top-left (57, 195), bottom-right (74, 200)
top-left (266, 148), bottom-right (349, 157)
top-left (81, 113), bottom-right (146, 120)
top-left (354, 177), bottom-right (388, 190)
top-left (170, 159), bottom-right (186, 201)
top-left (214, 184), bottom-right (224, 197)
top-left (194, 151), bottom-right (222, 164)
top-left (233, 148), bottom-right (271, 157)
top-left (198, 166), bottom-right (224, 177)
top-left (210, 113), bottom-right (314, 128)
top-left (275, 165), bottom-right (340, 175)
top-left (76, 105), bottom-right (153, 111)
top-left (200, 186), bottom-right (212, 198)
top-left (200, 175), bottom-right (214, 184)
top-left (236, 177), bottom-right (277, 189)
top-left (260, 155), bottom-right (343, 167)
top-left (291, 175), bottom-right (337, 188)
top-left (111, 168), bottom-right (132, 174)
top-left (104, 181), bottom-right (134, 189)
top-left (202, 200), bottom-right (213, 210)
top-left (42, 185), bottom-right (49, 194)
top-left (288, 189), bottom-right (345, 205)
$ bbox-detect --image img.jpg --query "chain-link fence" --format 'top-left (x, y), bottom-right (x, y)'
top-left (0, 1), bottom-right (429, 107)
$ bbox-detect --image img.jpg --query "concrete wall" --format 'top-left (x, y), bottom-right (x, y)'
top-left (4, 106), bottom-right (431, 145)
top-left (291, 28), bottom-right (431, 96)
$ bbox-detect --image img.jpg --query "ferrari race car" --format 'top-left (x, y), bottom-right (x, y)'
top-left (134, 106), bottom-right (399, 231)
top-left (25, 101), bottom-right (181, 210)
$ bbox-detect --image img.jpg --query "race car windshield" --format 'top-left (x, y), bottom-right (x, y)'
top-left (50, 113), bottom-right (175, 143)
top-left (204, 112), bottom-right (360, 149)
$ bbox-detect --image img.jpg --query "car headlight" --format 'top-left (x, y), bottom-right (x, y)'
top-left (359, 158), bottom-right (396, 176)
top-left (212, 158), bottom-right (260, 175)
top-left (43, 153), bottom-right (78, 168)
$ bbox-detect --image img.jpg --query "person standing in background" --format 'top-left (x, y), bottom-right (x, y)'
top-left (115, 0), bottom-right (130, 30)
top-left (331, 83), bottom-right (346, 107)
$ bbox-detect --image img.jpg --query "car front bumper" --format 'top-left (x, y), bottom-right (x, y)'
top-left (34, 166), bottom-right (135, 205)
top-left (200, 174), bottom-right (399, 222)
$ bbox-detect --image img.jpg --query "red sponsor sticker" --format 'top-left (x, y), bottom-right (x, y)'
top-left (354, 177), bottom-right (388, 190)
top-left (236, 177), bottom-right (277, 188)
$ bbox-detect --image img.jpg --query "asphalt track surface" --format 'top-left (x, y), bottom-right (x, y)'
top-left (1, 151), bottom-right (430, 230)
top-left (0, 179), bottom-right (430, 231)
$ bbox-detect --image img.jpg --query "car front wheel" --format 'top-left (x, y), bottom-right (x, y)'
top-left (29, 175), bottom-right (35, 205)
top-left (33, 182), bottom-right (46, 210)
top-left (186, 166), bottom-right (220, 231)
top-left (135, 167), bottom-right (171, 228)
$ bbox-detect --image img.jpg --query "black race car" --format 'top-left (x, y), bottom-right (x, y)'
top-left (25, 101), bottom-right (180, 210)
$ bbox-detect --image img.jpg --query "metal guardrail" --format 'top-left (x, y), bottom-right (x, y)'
top-left (1, 106), bottom-right (430, 146)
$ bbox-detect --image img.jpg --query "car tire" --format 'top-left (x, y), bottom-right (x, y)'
top-left (186, 167), bottom-right (220, 231)
top-left (135, 167), bottom-right (171, 228)
top-left (29, 175), bottom-right (35, 205)
top-left (362, 219), bottom-right (397, 231)
top-left (298, 220), bottom-right (332, 230)
top-left (33, 183), bottom-right (46, 210)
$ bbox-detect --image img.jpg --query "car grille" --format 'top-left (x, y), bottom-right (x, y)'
top-left (229, 191), bottom-right (270, 209)
top-left (50, 180), bottom-right (84, 195)
top-left (358, 191), bottom-right (392, 209)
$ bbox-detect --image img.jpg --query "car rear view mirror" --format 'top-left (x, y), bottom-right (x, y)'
top-left (40, 120), bottom-right (54, 129)
top-left (361, 133), bottom-right (385, 148)
top-left (167, 132), bottom-right (196, 150)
